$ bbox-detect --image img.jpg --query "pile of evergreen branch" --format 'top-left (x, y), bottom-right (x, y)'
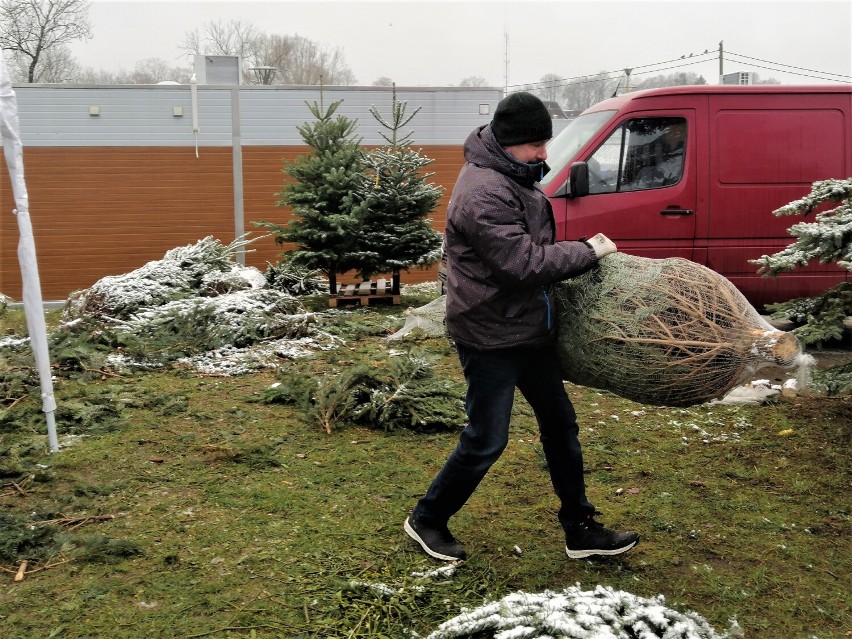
top-left (0, 511), bottom-right (141, 571)
top-left (262, 346), bottom-right (465, 434)
top-left (3, 236), bottom-right (464, 436)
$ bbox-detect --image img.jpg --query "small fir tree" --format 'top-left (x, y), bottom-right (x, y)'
top-left (256, 89), bottom-right (364, 295)
top-left (351, 84), bottom-right (442, 294)
top-left (751, 178), bottom-right (852, 393)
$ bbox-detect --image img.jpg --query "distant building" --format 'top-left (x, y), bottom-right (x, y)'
top-left (722, 72), bottom-right (757, 85)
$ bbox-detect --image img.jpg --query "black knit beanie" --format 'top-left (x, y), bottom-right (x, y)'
top-left (491, 92), bottom-right (553, 146)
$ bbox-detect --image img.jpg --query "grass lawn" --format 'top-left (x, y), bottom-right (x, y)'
top-left (0, 295), bottom-right (849, 638)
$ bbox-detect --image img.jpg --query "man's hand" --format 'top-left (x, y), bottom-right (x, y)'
top-left (585, 233), bottom-right (617, 259)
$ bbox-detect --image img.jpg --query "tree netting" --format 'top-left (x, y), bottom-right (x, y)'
top-left (553, 253), bottom-right (803, 407)
top-left (387, 295), bottom-right (447, 340)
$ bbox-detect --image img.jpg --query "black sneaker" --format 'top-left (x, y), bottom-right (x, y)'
top-left (404, 515), bottom-right (467, 561)
top-left (565, 516), bottom-right (639, 559)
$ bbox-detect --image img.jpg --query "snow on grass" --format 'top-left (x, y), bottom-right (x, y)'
top-left (178, 333), bottom-right (342, 376)
top-left (0, 335), bottom-right (28, 350)
top-left (410, 564), bottom-right (457, 580)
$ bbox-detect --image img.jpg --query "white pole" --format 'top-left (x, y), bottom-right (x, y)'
top-left (190, 73), bottom-right (199, 158)
top-left (0, 53), bottom-right (59, 452)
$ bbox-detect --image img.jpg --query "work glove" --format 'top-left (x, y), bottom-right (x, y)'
top-left (584, 233), bottom-right (618, 259)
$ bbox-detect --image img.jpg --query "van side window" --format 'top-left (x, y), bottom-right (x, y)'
top-left (586, 117), bottom-right (687, 194)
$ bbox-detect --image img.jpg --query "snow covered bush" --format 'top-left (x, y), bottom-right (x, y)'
top-left (426, 584), bottom-right (744, 639)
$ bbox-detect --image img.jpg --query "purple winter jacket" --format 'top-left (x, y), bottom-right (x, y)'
top-left (444, 124), bottom-right (598, 350)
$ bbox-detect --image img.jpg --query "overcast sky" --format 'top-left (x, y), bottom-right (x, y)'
top-left (69, 0), bottom-right (852, 88)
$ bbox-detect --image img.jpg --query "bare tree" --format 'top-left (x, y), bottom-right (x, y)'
top-left (181, 20), bottom-right (356, 85)
top-left (254, 33), bottom-right (294, 83)
top-left (459, 76), bottom-right (489, 87)
top-left (126, 58), bottom-right (192, 84)
top-left (277, 34), bottom-right (355, 85)
top-left (181, 18), bottom-right (264, 81)
top-left (534, 73), bottom-right (563, 103)
top-left (0, 0), bottom-right (93, 82)
top-left (33, 43), bottom-right (79, 82)
top-left (372, 76), bottom-right (394, 86)
top-left (2, 45), bottom-right (78, 82)
top-left (74, 58), bottom-right (192, 84)
top-left (632, 71), bottom-right (707, 91)
top-left (751, 73), bottom-right (781, 85)
top-left (561, 72), bottom-right (617, 111)
top-left (73, 66), bottom-right (117, 84)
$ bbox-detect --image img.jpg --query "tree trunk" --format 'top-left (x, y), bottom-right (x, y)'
top-left (392, 270), bottom-right (401, 295)
top-left (328, 271), bottom-right (338, 296)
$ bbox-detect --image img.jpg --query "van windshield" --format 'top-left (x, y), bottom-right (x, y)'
top-left (541, 110), bottom-right (617, 187)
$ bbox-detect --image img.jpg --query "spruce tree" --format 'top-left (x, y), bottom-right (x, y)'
top-left (351, 84), bottom-right (442, 295)
top-left (751, 178), bottom-right (852, 393)
top-left (256, 89), bottom-right (364, 295)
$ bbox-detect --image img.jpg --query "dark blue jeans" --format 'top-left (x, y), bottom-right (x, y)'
top-left (413, 342), bottom-right (595, 531)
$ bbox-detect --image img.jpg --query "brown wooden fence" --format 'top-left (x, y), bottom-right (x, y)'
top-left (1, 144), bottom-right (463, 301)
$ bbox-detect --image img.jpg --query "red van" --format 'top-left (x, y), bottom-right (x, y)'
top-left (540, 85), bottom-right (851, 309)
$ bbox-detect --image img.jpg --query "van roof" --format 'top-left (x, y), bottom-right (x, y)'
top-left (585, 83), bottom-right (852, 113)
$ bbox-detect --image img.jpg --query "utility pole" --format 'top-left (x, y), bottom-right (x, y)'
top-left (718, 40), bottom-right (724, 84)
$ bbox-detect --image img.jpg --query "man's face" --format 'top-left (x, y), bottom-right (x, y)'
top-left (504, 140), bottom-right (548, 164)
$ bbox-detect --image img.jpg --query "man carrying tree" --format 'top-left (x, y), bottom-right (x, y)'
top-left (404, 92), bottom-right (639, 562)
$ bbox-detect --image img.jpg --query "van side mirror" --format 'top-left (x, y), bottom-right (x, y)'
top-left (569, 162), bottom-right (590, 198)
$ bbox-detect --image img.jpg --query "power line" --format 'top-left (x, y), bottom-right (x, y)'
top-left (511, 56), bottom-right (716, 92)
top-left (507, 49), bottom-right (718, 90)
top-left (726, 49), bottom-right (852, 80)
top-left (631, 51), bottom-right (717, 73)
top-left (629, 58), bottom-right (716, 77)
top-left (509, 48), bottom-right (850, 91)
top-left (726, 59), bottom-right (850, 83)
top-left (725, 54), bottom-right (851, 83)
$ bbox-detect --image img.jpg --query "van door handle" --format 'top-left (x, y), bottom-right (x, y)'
top-left (659, 208), bottom-right (694, 216)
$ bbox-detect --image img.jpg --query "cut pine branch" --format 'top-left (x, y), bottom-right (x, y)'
top-left (34, 514), bottom-right (116, 530)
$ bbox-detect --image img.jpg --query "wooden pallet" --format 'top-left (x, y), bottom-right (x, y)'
top-left (329, 278), bottom-right (401, 307)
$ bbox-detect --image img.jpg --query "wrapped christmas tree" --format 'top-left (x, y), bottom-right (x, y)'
top-left (553, 253), bottom-right (803, 407)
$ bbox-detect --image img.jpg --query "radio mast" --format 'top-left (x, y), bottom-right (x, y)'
top-left (504, 27), bottom-right (509, 96)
